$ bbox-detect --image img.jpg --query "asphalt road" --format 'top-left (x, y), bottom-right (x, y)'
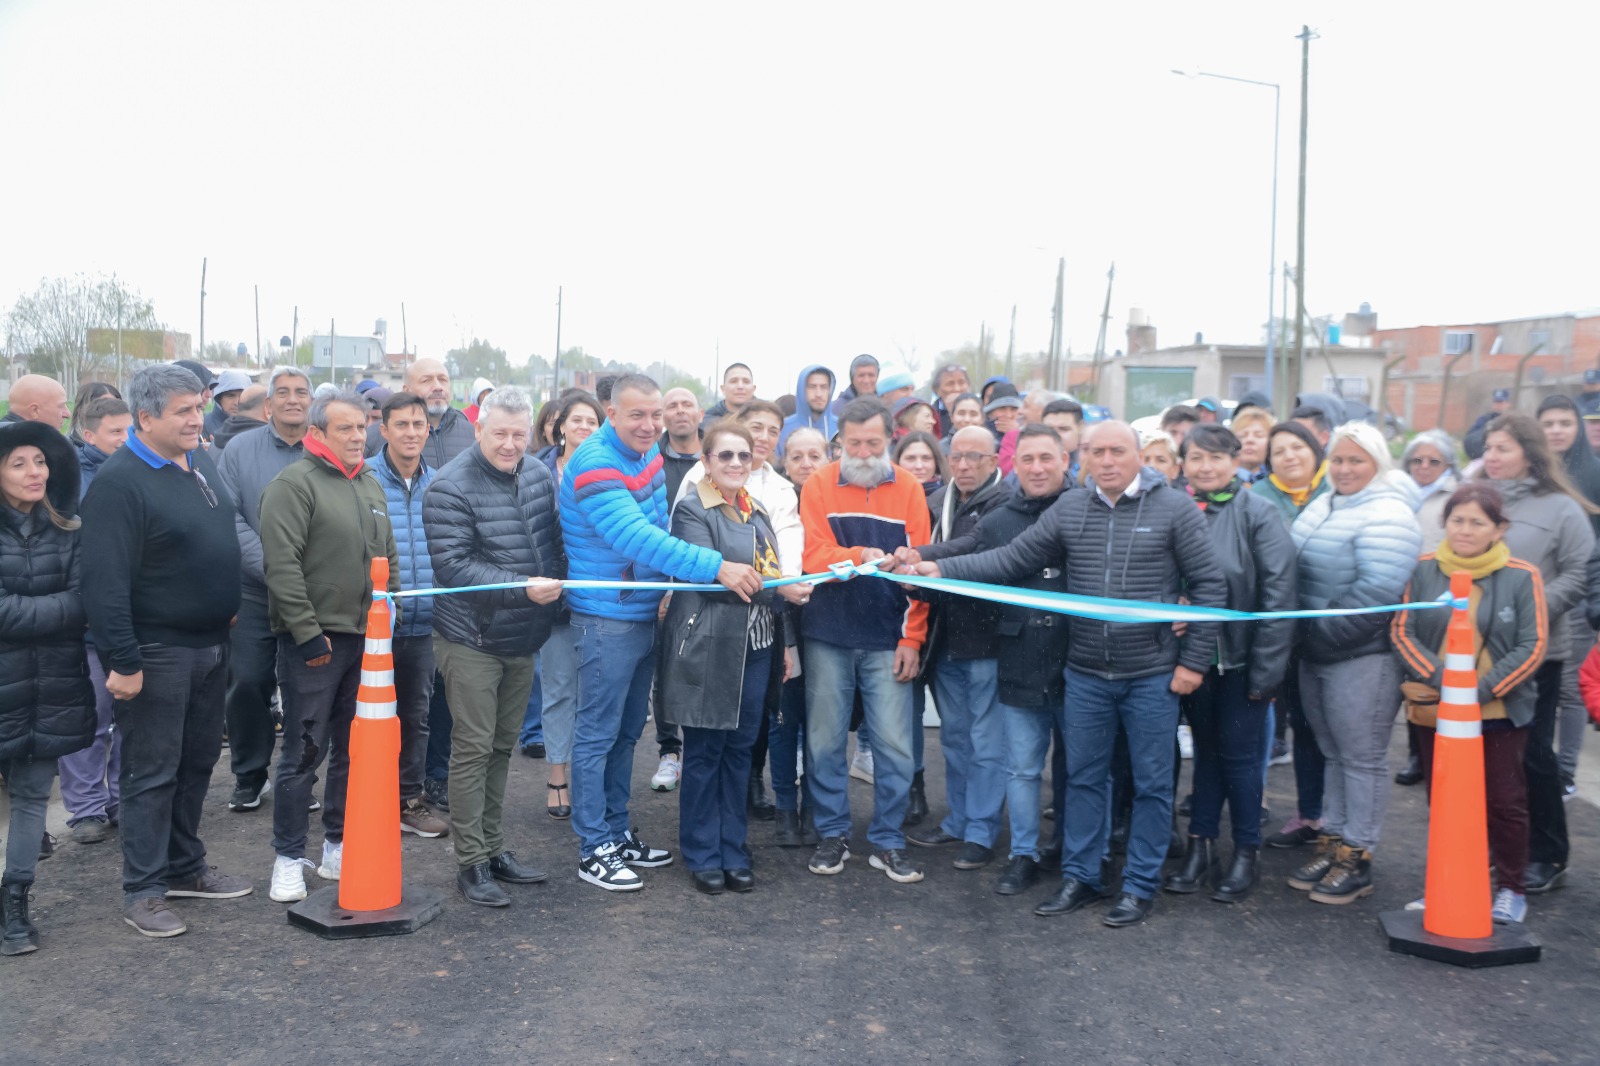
top-left (4, 725), bottom-right (1598, 1066)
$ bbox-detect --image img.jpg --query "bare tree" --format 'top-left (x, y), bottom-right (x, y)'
top-left (6, 273), bottom-right (160, 383)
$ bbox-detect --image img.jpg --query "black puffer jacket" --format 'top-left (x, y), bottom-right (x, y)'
top-left (919, 470), bottom-right (1009, 660)
top-left (940, 467), bottom-right (1226, 680)
top-left (0, 421), bottom-right (92, 763)
top-left (1194, 485), bottom-right (1298, 697)
top-left (423, 446), bottom-right (565, 658)
top-left (971, 485), bottom-right (1071, 708)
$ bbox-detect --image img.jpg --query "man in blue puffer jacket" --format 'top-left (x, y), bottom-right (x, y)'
top-left (560, 373), bottom-right (764, 891)
top-left (367, 392), bottom-right (449, 839)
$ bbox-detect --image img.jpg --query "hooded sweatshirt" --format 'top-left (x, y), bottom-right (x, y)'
top-left (779, 363), bottom-right (837, 455)
top-left (828, 354), bottom-right (880, 419)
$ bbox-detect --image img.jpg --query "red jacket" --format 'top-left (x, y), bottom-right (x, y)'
top-left (1579, 642), bottom-right (1600, 728)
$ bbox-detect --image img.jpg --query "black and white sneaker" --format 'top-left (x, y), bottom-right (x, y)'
top-left (619, 830), bottom-right (673, 868)
top-left (579, 843), bottom-right (643, 892)
top-left (228, 779), bottom-right (270, 812)
top-left (808, 836), bottom-right (851, 875)
top-left (869, 848), bottom-right (925, 884)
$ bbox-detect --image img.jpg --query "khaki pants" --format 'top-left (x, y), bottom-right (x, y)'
top-left (435, 638), bottom-right (537, 869)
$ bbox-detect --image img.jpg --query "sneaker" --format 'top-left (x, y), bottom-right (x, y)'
top-left (808, 836), bottom-right (851, 875)
top-left (579, 842), bottom-right (643, 892)
top-left (869, 848), bottom-right (925, 884)
top-left (71, 815), bottom-right (111, 844)
top-left (308, 797), bottom-right (322, 813)
top-left (228, 778), bottom-right (271, 812)
top-left (317, 841), bottom-right (342, 881)
top-left (849, 747), bottom-right (875, 784)
top-left (1266, 818), bottom-right (1320, 849)
top-left (269, 855), bottom-right (315, 903)
top-left (164, 867), bottom-right (253, 899)
top-left (1268, 738), bottom-right (1292, 766)
top-left (1404, 896), bottom-right (1426, 911)
top-left (123, 897), bottom-right (186, 938)
top-left (422, 777), bottom-right (450, 813)
top-left (1176, 723), bottom-right (1194, 761)
top-left (1561, 774), bottom-right (1577, 802)
top-left (619, 830), bottom-right (673, 868)
top-left (400, 798), bottom-right (449, 838)
top-left (520, 742), bottom-right (546, 760)
top-left (1491, 888), bottom-right (1528, 924)
top-left (651, 754), bottom-right (682, 792)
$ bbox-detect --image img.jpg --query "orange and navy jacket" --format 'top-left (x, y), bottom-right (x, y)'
top-left (800, 460), bottom-right (931, 652)
top-left (1391, 554), bottom-right (1547, 726)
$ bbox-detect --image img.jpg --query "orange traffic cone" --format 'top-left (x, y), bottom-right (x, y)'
top-left (1380, 569), bottom-right (1539, 967)
top-left (288, 558), bottom-right (443, 939)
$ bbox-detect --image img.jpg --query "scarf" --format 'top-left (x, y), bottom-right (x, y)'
top-left (711, 481), bottom-right (781, 579)
top-left (1191, 476), bottom-right (1242, 511)
top-left (303, 434), bottom-right (364, 480)
top-left (1434, 539), bottom-right (1510, 581)
top-left (1268, 461), bottom-right (1327, 509)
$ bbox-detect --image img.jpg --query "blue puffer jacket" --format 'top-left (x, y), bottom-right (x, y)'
top-left (75, 441), bottom-right (112, 502)
top-left (1292, 470), bottom-right (1422, 664)
top-left (368, 447), bottom-right (435, 637)
top-left (559, 420), bottom-right (723, 621)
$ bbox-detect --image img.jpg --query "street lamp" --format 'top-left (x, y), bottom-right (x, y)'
top-left (1173, 68), bottom-right (1281, 414)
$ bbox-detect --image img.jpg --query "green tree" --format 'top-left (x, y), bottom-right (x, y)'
top-left (445, 337), bottom-right (510, 383)
top-left (6, 273), bottom-right (160, 383)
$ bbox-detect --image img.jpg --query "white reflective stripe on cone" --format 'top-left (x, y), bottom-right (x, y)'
top-left (1434, 717), bottom-right (1483, 739)
top-left (1440, 686), bottom-right (1478, 705)
top-left (360, 670), bottom-right (393, 689)
top-left (365, 638), bottom-right (390, 655)
top-left (355, 701), bottom-right (398, 720)
top-left (1444, 653), bottom-right (1475, 672)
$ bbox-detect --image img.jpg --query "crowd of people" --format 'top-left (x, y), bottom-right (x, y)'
top-left (0, 350), bottom-right (1595, 954)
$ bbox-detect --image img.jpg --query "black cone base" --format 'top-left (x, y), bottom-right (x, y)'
top-left (287, 884), bottom-right (444, 940)
top-left (1379, 909), bottom-right (1541, 968)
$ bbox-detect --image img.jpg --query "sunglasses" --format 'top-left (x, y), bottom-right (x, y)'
top-left (712, 450), bottom-right (753, 465)
top-left (193, 468), bottom-right (218, 508)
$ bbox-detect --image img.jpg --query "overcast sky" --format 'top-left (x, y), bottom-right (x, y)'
top-left (3, 1), bottom-right (1596, 395)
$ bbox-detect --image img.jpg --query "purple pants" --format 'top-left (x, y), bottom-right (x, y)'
top-left (57, 649), bottom-right (121, 825)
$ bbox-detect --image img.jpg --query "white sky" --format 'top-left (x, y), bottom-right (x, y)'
top-left (3, 1), bottom-right (1597, 396)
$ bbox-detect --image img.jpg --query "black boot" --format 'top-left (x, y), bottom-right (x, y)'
top-left (903, 771), bottom-right (929, 828)
top-left (1163, 837), bottom-right (1219, 894)
top-left (2, 881), bottom-right (39, 956)
top-left (774, 809), bottom-right (803, 848)
top-left (1212, 846), bottom-right (1260, 903)
top-left (1394, 754), bottom-right (1423, 787)
top-left (747, 771), bottom-right (776, 822)
top-left (798, 805), bottom-right (820, 846)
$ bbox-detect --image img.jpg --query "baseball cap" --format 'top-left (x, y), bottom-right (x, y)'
top-left (1492, 388), bottom-right (1511, 403)
top-left (1585, 369), bottom-right (1600, 387)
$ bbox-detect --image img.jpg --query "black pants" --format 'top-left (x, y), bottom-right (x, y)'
top-left (224, 596), bottom-right (278, 789)
top-left (110, 642), bottom-right (229, 903)
top-left (272, 633), bottom-right (361, 858)
top-left (1527, 659), bottom-right (1569, 866)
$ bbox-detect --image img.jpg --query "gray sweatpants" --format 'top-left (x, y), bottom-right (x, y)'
top-left (1298, 652), bottom-right (1403, 851)
top-left (1557, 620), bottom-right (1590, 781)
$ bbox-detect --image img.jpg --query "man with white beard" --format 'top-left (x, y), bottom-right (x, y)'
top-left (797, 398), bottom-right (932, 884)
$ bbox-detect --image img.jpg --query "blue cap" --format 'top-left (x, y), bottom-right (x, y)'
top-left (1585, 368), bottom-right (1600, 386)
top-left (875, 367), bottom-right (915, 395)
top-left (1492, 388), bottom-right (1511, 402)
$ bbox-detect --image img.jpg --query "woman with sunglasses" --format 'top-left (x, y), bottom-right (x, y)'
top-left (659, 422), bottom-right (784, 894)
top-left (1401, 430), bottom-right (1459, 552)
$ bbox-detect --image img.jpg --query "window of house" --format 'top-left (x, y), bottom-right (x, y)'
top-left (1443, 331), bottom-right (1475, 355)
top-left (1529, 329), bottom-right (1552, 353)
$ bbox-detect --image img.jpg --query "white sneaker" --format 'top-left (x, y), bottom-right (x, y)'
top-left (1491, 888), bottom-right (1527, 924)
top-left (651, 754), bottom-right (682, 792)
top-left (1177, 723), bottom-right (1194, 761)
top-left (850, 747), bottom-right (875, 784)
top-left (316, 841), bottom-right (342, 881)
top-left (269, 855), bottom-right (314, 903)
top-left (578, 841), bottom-right (643, 892)
top-left (1404, 896), bottom-right (1425, 911)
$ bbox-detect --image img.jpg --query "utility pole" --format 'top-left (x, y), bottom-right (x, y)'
top-left (254, 285), bottom-right (261, 366)
top-left (1005, 304), bottom-right (1016, 380)
top-left (401, 303), bottom-right (409, 362)
top-left (551, 286), bottom-right (563, 399)
top-left (291, 306), bottom-right (299, 366)
top-left (115, 278), bottom-right (124, 392)
top-left (198, 257), bottom-right (207, 361)
top-left (1092, 262), bottom-right (1115, 399)
top-left (1292, 25), bottom-right (1317, 403)
top-left (329, 318), bottom-right (336, 386)
top-left (1048, 257), bottom-right (1065, 391)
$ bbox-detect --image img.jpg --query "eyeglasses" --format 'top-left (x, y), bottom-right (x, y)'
top-left (712, 450), bottom-right (753, 465)
top-left (193, 468), bottom-right (218, 508)
top-left (948, 451), bottom-right (993, 465)
top-left (1408, 457), bottom-right (1446, 468)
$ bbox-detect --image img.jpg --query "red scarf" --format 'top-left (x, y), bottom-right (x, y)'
top-left (303, 434), bottom-right (364, 480)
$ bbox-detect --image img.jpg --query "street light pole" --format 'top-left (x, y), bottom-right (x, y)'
top-left (1174, 69), bottom-right (1281, 413)
top-left (1293, 25), bottom-right (1318, 405)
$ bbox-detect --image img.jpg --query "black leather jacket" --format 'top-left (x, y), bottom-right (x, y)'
top-left (1196, 488), bottom-right (1298, 697)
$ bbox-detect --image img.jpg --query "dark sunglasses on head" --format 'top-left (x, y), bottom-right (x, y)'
top-left (713, 450), bottom-right (753, 464)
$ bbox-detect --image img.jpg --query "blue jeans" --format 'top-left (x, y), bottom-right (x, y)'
top-left (930, 656), bottom-right (1006, 847)
top-left (1003, 700), bottom-right (1067, 860)
top-left (536, 623), bottom-right (579, 765)
top-left (770, 675), bottom-right (811, 811)
top-left (858, 685), bottom-right (925, 773)
top-left (805, 640), bottom-right (915, 850)
top-left (1062, 668), bottom-right (1179, 899)
top-left (1183, 668), bottom-right (1268, 847)
top-left (680, 648), bottom-right (772, 871)
top-left (518, 656), bottom-right (544, 748)
top-left (569, 613), bottom-right (656, 856)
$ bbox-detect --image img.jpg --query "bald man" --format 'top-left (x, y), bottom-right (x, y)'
top-left (363, 358), bottom-right (475, 466)
top-left (912, 420), bottom-right (1226, 927)
top-left (213, 385), bottom-right (269, 450)
top-left (658, 387), bottom-right (702, 503)
top-left (4, 374), bottom-right (69, 430)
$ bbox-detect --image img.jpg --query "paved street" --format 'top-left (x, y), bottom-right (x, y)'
top-left (4, 724), bottom-right (1598, 1065)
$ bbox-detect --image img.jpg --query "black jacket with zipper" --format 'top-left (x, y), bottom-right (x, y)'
top-left (969, 484), bottom-right (1070, 708)
top-left (1195, 486), bottom-right (1298, 697)
top-left (918, 469), bottom-right (1009, 661)
top-left (940, 467), bottom-right (1225, 680)
top-left (423, 446), bottom-right (565, 659)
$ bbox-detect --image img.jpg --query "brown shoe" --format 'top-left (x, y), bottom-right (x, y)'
top-left (165, 867), bottom-right (253, 899)
top-left (123, 897), bottom-right (187, 938)
top-left (400, 798), bottom-right (449, 838)
top-left (1286, 833), bottom-right (1342, 891)
top-left (1309, 843), bottom-right (1374, 905)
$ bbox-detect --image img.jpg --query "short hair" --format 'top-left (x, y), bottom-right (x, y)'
top-left (723, 362), bottom-right (753, 382)
top-left (702, 419), bottom-right (754, 458)
top-left (933, 363), bottom-right (969, 388)
top-left (1289, 404), bottom-right (1333, 437)
top-left (594, 374), bottom-right (621, 404)
top-left (79, 396), bottom-right (130, 434)
top-left (893, 430), bottom-right (950, 483)
top-left (1139, 429), bottom-right (1177, 456)
top-left (237, 386), bottom-right (268, 417)
top-left (1180, 423), bottom-right (1242, 459)
top-left (837, 396), bottom-right (893, 438)
top-left (268, 365), bottom-right (311, 394)
top-left (1160, 404), bottom-right (1201, 429)
top-left (381, 390), bottom-right (428, 425)
top-left (1042, 398), bottom-right (1083, 424)
top-left (309, 389), bottom-right (365, 430)
top-left (70, 382), bottom-right (122, 434)
top-left (127, 364), bottom-right (203, 423)
top-left (609, 373), bottom-right (659, 403)
top-left (1443, 481), bottom-right (1509, 526)
top-left (1228, 406), bottom-right (1274, 435)
top-left (736, 399), bottom-right (785, 426)
top-left (1017, 423), bottom-right (1067, 449)
top-left (480, 384), bottom-right (533, 421)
